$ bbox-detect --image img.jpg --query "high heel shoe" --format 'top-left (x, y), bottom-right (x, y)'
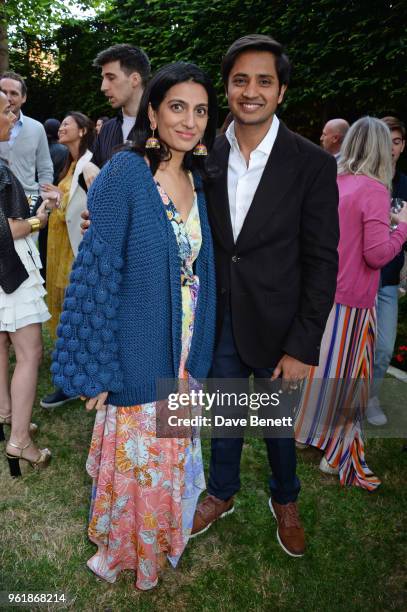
top-left (0, 413), bottom-right (38, 442)
top-left (0, 413), bottom-right (11, 442)
top-left (6, 441), bottom-right (51, 478)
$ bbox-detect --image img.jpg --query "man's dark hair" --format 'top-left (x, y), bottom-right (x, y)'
top-left (93, 44), bottom-right (151, 86)
top-left (381, 116), bottom-right (406, 140)
top-left (44, 118), bottom-right (61, 142)
top-left (221, 34), bottom-right (291, 89)
top-left (0, 71), bottom-right (27, 96)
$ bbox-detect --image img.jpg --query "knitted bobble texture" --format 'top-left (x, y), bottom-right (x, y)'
top-left (51, 152), bottom-right (215, 406)
top-left (51, 221), bottom-right (124, 399)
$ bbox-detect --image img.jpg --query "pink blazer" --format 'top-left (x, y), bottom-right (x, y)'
top-left (335, 174), bottom-right (407, 308)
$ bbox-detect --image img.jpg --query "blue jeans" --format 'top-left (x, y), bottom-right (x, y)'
top-left (372, 284), bottom-right (399, 397)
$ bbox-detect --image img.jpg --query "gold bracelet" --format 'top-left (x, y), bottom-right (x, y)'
top-left (27, 217), bottom-right (41, 233)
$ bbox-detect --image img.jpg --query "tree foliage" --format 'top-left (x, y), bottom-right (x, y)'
top-left (1, 0), bottom-right (69, 73)
top-left (3, 0), bottom-right (108, 116)
top-left (104, 0), bottom-right (406, 136)
top-left (6, 0), bottom-right (407, 141)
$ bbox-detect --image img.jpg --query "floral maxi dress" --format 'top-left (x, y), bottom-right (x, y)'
top-left (85, 181), bottom-right (205, 590)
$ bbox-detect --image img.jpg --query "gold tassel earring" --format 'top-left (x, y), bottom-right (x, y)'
top-left (145, 127), bottom-right (160, 149)
top-left (193, 140), bottom-right (208, 156)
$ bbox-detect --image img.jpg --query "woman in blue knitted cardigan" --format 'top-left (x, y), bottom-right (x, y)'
top-left (52, 63), bottom-right (218, 589)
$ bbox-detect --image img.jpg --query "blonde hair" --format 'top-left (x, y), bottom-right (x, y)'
top-left (338, 116), bottom-right (393, 190)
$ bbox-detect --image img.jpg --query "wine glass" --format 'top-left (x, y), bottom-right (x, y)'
top-left (390, 198), bottom-right (404, 231)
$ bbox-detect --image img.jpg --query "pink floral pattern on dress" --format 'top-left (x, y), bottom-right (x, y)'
top-left (85, 179), bottom-right (205, 590)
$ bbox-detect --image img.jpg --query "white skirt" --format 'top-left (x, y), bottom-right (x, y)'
top-left (0, 236), bottom-right (51, 332)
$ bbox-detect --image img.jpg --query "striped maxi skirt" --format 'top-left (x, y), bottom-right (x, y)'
top-left (295, 303), bottom-right (381, 491)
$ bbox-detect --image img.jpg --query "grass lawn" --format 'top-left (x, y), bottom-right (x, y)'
top-left (0, 332), bottom-right (406, 611)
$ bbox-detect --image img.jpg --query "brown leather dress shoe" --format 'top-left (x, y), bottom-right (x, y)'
top-left (190, 494), bottom-right (234, 538)
top-left (269, 498), bottom-right (305, 557)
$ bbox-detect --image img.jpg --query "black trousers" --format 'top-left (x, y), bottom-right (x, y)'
top-left (207, 308), bottom-right (301, 505)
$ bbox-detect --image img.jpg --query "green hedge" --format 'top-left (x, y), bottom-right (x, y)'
top-left (392, 294), bottom-right (407, 372)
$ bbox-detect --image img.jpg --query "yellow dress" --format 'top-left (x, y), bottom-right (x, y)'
top-left (46, 161), bottom-right (76, 340)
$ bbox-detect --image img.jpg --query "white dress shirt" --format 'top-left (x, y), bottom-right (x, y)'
top-left (226, 116), bottom-right (280, 242)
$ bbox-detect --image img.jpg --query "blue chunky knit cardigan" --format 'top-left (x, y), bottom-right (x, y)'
top-left (51, 151), bottom-right (216, 406)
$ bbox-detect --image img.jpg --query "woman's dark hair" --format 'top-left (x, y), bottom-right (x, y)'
top-left (131, 62), bottom-right (218, 178)
top-left (59, 112), bottom-right (95, 181)
top-left (222, 34), bottom-right (291, 89)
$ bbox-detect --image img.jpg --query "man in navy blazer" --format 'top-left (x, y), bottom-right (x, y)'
top-left (191, 35), bottom-right (339, 557)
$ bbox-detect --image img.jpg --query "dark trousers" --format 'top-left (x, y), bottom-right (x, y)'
top-left (207, 308), bottom-right (301, 505)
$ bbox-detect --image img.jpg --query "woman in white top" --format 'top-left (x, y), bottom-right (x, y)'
top-left (40, 112), bottom-right (96, 408)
